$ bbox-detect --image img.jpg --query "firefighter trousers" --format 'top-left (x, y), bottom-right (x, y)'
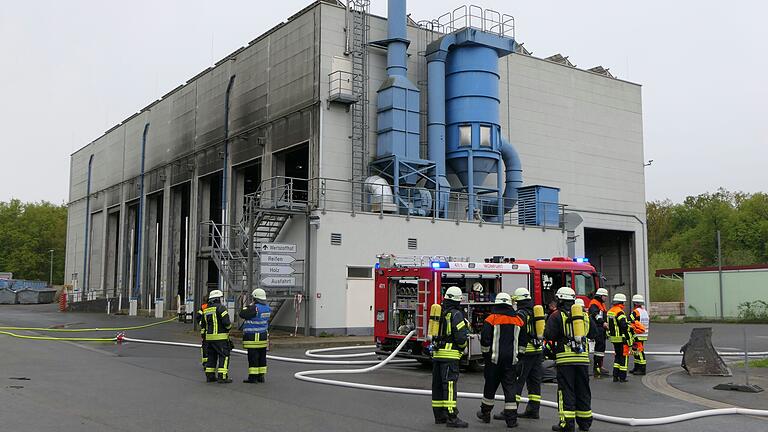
top-left (432, 360), bottom-right (460, 421)
top-left (592, 330), bottom-right (606, 373)
top-left (633, 340), bottom-right (646, 365)
top-left (556, 364), bottom-right (592, 432)
top-left (612, 342), bottom-right (629, 380)
top-left (515, 353), bottom-right (543, 412)
top-left (200, 339), bottom-right (208, 366)
top-left (205, 340), bottom-right (231, 380)
top-left (247, 347), bottom-right (267, 378)
top-left (481, 357), bottom-right (518, 416)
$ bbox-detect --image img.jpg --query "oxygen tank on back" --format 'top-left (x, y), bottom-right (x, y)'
top-left (533, 304), bottom-right (545, 339)
top-left (427, 303), bottom-right (442, 338)
top-left (571, 303), bottom-right (585, 339)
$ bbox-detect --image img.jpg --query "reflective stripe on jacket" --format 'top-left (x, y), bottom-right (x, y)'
top-left (202, 304), bottom-right (231, 341)
top-left (544, 308), bottom-right (590, 365)
top-left (480, 305), bottom-right (525, 364)
top-left (607, 304), bottom-right (630, 344)
top-left (240, 302), bottom-right (271, 348)
top-left (433, 306), bottom-right (469, 361)
top-left (630, 306), bottom-right (649, 340)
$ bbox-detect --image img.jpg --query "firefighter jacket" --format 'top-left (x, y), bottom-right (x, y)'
top-left (630, 306), bottom-right (650, 341)
top-left (588, 298), bottom-right (607, 328)
top-left (239, 301), bottom-right (271, 349)
top-left (202, 302), bottom-right (232, 341)
top-left (197, 303), bottom-right (208, 338)
top-left (480, 304), bottom-right (527, 364)
top-left (607, 304), bottom-right (631, 344)
top-left (517, 299), bottom-right (542, 354)
top-left (433, 301), bottom-right (469, 361)
top-left (543, 306), bottom-right (596, 366)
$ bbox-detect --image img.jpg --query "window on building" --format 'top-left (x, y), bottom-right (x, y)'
top-left (479, 125), bottom-right (491, 148)
top-left (347, 266), bottom-right (372, 279)
top-left (459, 125), bottom-right (471, 147)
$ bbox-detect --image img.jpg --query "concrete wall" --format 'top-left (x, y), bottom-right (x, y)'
top-left (684, 269), bottom-right (768, 318)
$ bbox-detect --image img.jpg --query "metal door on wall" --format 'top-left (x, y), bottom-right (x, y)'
top-left (345, 266), bottom-right (374, 329)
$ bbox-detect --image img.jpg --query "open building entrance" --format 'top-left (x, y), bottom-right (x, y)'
top-left (584, 228), bottom-right (636, 300)
top-left (197, 173), bottom-right (222, 300)
top-left (273, 143), bottom-right (308, 202)
top-left (172, 182), bottom-right (191, 309)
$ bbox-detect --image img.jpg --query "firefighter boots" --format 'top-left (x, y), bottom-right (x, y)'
top-left (476, 404), bottom-right (492, 423)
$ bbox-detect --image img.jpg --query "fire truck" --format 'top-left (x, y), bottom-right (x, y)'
top-left (373, 254), bottom-right (601, 368)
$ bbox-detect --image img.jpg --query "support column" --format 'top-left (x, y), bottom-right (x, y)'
top-left (160, 166), bottom-right (172, 312)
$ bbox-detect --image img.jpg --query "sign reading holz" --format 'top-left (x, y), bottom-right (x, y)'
top-left (260, 265), bottom-right (296, 275)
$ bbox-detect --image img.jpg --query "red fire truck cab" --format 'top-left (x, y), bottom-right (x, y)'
top-left (373, 254), bottom-right (600, 367)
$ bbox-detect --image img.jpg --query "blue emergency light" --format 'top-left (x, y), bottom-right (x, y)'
top-left (574, 257), bottom-right (589, 263)
top-left (431, 261), bottom-right (449, 269)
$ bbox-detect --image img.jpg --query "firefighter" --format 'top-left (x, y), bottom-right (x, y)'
top-left (431, 286), bottom-right (469, 428)
top-left (201, 289), bottom-right (233, 383)
top-left (239, 288), bottom-right (271, 383)
top-left (587, 288), bottom-right (609, 377)
top-left (505, 287), bottom-right (544, 421)
top-left (544, 287), bottom-right (594, 432)
top-left (196, 298), bottom-right (209, 368)
top-left (629, 294), bottom-right (649, 375)
top-left (607, 293), bottom-right (632, 383)
top-left (477, 292), bottom-right (526, 427)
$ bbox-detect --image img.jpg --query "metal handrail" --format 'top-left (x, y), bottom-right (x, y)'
top-left (429, 4), bottom-right (515, 38)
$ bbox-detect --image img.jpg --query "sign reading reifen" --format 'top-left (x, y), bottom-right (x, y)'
top-left (261, 276), bottom-right (296, 287)
top-left (262, 254), bottom-right (296, 264)
top-left (261, 243), bottom-right (297, 254)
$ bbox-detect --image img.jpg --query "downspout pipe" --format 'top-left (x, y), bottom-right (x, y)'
top-left (82, 154), bottom-right (95, 296)
top-left (221, 74), bottom-right (236, 295)
top-left (386, 0), bottom-right (408, 77)
top-left (133, 122), bottom-right (150, 301)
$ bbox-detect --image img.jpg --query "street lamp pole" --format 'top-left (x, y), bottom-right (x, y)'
top-left (49, 249), bottom-right (55, 286)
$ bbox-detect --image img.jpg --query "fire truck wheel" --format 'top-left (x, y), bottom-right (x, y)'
top-left (468, 359), bottom-right (485, 373)
top-left (417, 359), bottom-right (432, 369)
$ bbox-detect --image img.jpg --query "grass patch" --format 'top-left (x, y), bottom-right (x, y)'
top-left (733, 358), bottom-right (768, 368)
top-left (649, 283), bottom-right (683, 302)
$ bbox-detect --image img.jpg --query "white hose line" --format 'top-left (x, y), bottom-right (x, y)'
top-left (120, 335), bottom-right (768, 425)
top-left (294, 332), bottom-right (768, 426)
top-left (120, 337), bottom-right (414, 365)
top-left (645, 351), bottom-right (768, 357)
top-left (305, 344), bottom-right (378, 359)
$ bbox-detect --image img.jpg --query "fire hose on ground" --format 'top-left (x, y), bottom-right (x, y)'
top-left (112, 332), bottom-right (768, 427)
top-left (3, 322), bottom-right (768, 425)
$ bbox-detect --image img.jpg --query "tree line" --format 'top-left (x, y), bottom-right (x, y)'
top-left (647, 189), bottom-right (768, 301)
top-left (0, 200), bottom-right (67, 285)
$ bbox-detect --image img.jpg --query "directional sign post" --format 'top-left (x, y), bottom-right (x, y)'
top-left (261, 254), bottom-right (296, 265)
top-left (261, 276), bottom-right (296, 287)
top-left (260, 243), bottom-right (297, 254)
top-left (260, 265), bottom-right (296, 275)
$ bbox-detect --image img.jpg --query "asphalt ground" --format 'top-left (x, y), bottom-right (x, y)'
top-left (1, 304), bottom-right (767, 432)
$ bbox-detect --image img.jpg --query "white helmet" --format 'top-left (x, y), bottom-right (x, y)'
top-left (575, 298), bottom-right (585, 307)
top-left (612, 293), bottom-right (627, 303)
top-left (555, 287), bottom-right (576, 301)
top-left (444, 286), bottom-right (463, 301)
top-left (595, 288), bottom-right (608, 297)
top-left (252, 288), bottom-right (267, 301)
top-left (208, 289), bottom-right (224, 300)
top-left (513, 287), bottom-right (531, 301)
top-left (632, 294), bottom-right (645, 304)
top-left (495, 292), bottom-right (513, 305)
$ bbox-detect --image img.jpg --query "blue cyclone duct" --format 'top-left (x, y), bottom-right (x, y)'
top-left (427, 28), bottom-right (519, 221)
top-left (375, 0), bottom-right (420, 166)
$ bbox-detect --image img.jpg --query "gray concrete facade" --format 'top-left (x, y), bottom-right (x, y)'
top-left (66, 1), bottom-right (647, 334)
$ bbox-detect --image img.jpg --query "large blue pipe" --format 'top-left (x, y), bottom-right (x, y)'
top-left (82, 154), bottom-right (94, 294)
top-left (386, 0), bottom-right (407, 77)
top-left (426, 49), bottom-right (449, 217)
top-left (133, 122), bottom-right (150, 301)
top-left (499, 138), bottom-right (522, 212)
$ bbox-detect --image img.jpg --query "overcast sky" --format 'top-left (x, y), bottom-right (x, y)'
top-left (1, 0), bottom-right (765, 204)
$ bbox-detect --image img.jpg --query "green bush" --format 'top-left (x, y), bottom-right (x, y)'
top-left (737, 300), bottom-right (768, 321)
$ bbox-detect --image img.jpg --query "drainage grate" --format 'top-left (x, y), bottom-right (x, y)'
top-left (331, 233), bottom-right (342, 246)
top-left (408, 238), bottom-right (417, 250)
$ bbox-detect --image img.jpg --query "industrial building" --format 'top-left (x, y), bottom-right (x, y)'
top-left (64, 0), bottom-right (647, 335)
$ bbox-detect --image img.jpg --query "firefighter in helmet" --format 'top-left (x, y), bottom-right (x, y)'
top-left (476, 292), bottom-right (526, 427)
top-left (629, 294), bottom-right (649, 375)
top-left (239, 288), bottom-right (271, 383)
top-left (196, 296), bottom-right (209, 369)
top-left (506, 287), bottom-right (545, 421)
top-left (431, 286), bottom-right (469, 428)
top-left (201, 289), bottom-right (233, 383)
top-left (587, 288), bottom-right (609, 377)
top-left (607, 293), bottom-right (632, 382)
top-left (544, 287), bottom-right (594, 432)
